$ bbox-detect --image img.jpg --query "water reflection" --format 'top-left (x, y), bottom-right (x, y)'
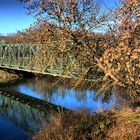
top-left (0, 94), bottom-right (46, 133)
top-left (11, 78), bottom-right (120, 112)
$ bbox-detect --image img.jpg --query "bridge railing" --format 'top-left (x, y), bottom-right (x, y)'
top-left (0, 38), bottom-right (117, 78)
top-left (0, 41), bottom-right (83, 77)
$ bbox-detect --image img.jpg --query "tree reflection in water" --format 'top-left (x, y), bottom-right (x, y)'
top-left (10, 77), bottom-right (126, 112)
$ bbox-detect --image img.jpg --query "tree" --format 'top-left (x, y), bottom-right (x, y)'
top-left (20, 0), bottom-right (111, 41)
top-left (18, 0), bottom-right (112, 80)
top-left (96, 0), bottom-right (140, 96)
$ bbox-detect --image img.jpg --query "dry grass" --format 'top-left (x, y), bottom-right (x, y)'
top-left (33, 108), bottom-right (140, 140)
top-left (0, 70), bottom-right (19, 83)
top-left (33, 110), bottom-right (115, 140)
top-left (106, 108), bottom-right (140, 140)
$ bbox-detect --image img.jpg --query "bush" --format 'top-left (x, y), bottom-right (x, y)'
top-left (106, 108), bottom-right (140, 140)
top-left (33, 110), bottom-right (115, 140)
top-left (33, 108), bottom-right (140, 140)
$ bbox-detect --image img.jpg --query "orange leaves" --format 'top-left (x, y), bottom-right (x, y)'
top-left (115, 0), bottom-right (139, 35)
top-left (97, 41), bottom-right (140, 93)
top-left (18, 0), bottom-right (139, 95)
top-left (96, 0), bottom-right (140, 94)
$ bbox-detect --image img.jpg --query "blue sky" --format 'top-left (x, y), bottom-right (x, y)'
top-left (0, 0), bottom-right (34, 35)
top-left (0, 0), bottom-right (119, 35)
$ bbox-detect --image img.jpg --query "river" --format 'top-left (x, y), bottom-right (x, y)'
top-left (0, 76), bottom-right (124, 136)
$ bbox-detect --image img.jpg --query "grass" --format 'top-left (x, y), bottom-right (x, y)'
top-left (33, 108), bottom-right (140, 140)
top-left (107, 108), bottom-right (140, 140)
top-left (0, 70), bottom-right (19, 83)
top-left (33, 110), bottom-right (115, 140)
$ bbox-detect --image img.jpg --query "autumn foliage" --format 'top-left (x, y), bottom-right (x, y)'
top-left (17, 0), bottom-right (140, 97)
top-left (96, 0), bottom-right (140, 96)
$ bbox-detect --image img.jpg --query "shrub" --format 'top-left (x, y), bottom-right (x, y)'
top-left (95, 0), bottom-right (140, 96)
top-left (33, 108), bottom-right (140, 140)
top-left (33, 110), bottom-right (115, 140)
top-left (106, 108), bottom-right (140, 140)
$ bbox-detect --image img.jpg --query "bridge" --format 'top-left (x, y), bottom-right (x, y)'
top-left (0, 41), bottom-right (88, 79)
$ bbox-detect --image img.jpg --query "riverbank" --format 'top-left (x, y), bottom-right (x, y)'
top-left (33, 108), bottom-right (140, 140)
top-left (0, 70), bottom-right (19, 83)
top-left (0, 72), bottom-right (139, 140)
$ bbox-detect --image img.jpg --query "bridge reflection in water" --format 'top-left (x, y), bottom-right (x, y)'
top-left (0, 77), bottom-right (127, 135)
top-left (0, 92), bottom-right (47, 134)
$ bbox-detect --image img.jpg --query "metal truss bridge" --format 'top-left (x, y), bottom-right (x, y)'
top-left (0, 41), bottom-right (85, 79)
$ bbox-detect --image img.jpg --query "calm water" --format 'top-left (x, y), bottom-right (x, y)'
top-left (0, 93), bottom-right (47, 133)
top-left (10, 77), bottom-right (121, 112)
top-left (0, 116), bottom-right (31, 140)
top-left (0, 77), bottom-right (125, 135)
